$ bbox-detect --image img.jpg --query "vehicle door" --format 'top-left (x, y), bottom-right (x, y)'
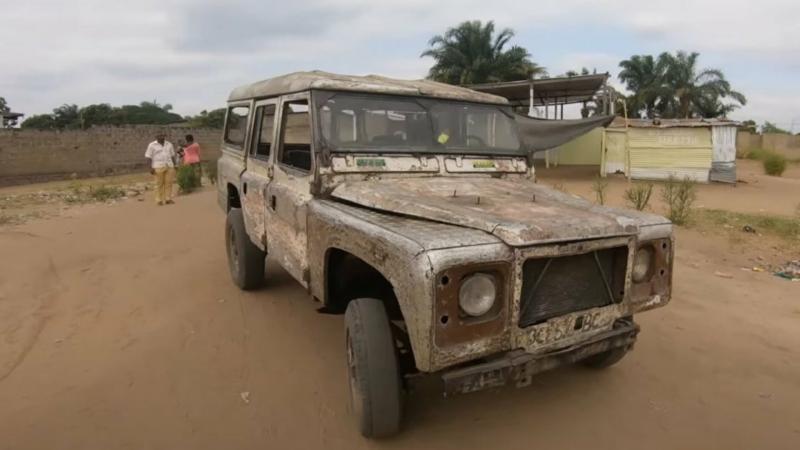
top-left (217, 102), bottom-right (251, 210)
top-left (266, 92), bottom-right (313, 287)
top-left (240, 99), bottom-right (279, 250)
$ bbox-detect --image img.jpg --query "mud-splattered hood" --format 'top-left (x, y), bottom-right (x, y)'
top-left (331, 177), bottom-right (670, 246)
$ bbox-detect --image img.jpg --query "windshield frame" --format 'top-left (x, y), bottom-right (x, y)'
top-left (312, 90), bottom-right (526, 157)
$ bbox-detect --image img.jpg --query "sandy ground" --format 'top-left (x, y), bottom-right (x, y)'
top-left (1, 174), bottom-right (799, 449)
top-left (535, 159), bottom-right (800, 217)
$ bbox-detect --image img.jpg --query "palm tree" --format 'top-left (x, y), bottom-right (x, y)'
top-left (421, 20), bottom-right (546, 85)
top-left (618, 55), bottom-right (667, 118)
top-left (658, 51), bottom-right (746, 118)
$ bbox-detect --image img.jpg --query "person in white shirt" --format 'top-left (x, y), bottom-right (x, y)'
top-left (144, 132), bottom-right (177, 205)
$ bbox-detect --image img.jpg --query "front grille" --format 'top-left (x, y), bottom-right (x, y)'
top-left (518, 246), bottom-right (628, 328)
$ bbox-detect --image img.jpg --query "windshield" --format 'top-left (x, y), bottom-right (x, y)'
top-left (315, 92), bottom-right (522, 155)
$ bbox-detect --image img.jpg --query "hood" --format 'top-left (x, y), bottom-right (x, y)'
top-left (331, 177), bottom-right (669, 246)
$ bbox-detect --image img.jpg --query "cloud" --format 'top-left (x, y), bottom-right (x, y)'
top-left (1, 0), bottom-right (798, 126)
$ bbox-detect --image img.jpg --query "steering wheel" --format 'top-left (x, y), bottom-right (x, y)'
top-left (466, 134), bottom-right (485, 146)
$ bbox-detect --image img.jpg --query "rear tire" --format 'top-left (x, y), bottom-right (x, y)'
top-left (345, 298), bottom-right (402, 438)
top-left (225, 207), bottom-right (265, 290)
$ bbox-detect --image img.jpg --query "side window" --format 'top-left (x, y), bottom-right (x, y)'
top-left (278, 100), bottom-right (311, 172)
top-left (250, 104), bottom-right (276, 160)
top-left (224, 105), bottom-right (250, 149)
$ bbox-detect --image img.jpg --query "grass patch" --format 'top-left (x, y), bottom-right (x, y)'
top-left (695, 209), bottom-right (800, 243)
top-left (762, 153), bottom-right (787, 176)
top-left (176, 165), bottom-right (201, 193)
top-left (591, 176), bottom-right (609, 205)
top-left (745, 148), bottom-right (790, 176)
top-left (624, 182), bottom-right (654, 211)
top-left (88, 185), bottom-right (126, 201)
top-left (661, 176), bottom-right (697, 225)
top-left (745, 148), bottom-right (771, 160)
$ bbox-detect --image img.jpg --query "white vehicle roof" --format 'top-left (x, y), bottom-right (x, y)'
top-left (228, 70), bottom-right (509, 105)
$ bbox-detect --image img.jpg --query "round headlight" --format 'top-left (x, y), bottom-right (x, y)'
top-left (459, 273), bottom-right (497, 317)
top-left (632, 247), bottom-right (654, 282)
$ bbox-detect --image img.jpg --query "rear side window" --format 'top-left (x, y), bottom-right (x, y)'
top-left (279, 100), bottom-right (311, 172)
top-left (224, 106), bottom-right (250, 149)
top-left (250, 105), bottom-right (276, 160)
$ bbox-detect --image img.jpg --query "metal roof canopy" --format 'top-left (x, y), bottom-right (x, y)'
top-left (607, 117), bottom-right (739, 128)
top-left (468, 73), bottom-right (609, 107)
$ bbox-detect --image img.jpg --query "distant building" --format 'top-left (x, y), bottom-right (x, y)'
top-left (1, 111), bottom-right (24, 128)
top-left (603, 118), bottom-right (738, 184)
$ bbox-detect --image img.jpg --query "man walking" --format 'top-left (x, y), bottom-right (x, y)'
top-left (145, 131), bottom-right (177, 205)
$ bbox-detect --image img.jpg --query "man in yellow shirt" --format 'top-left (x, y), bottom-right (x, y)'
top-left (144, 132), bottom-right (177, 205)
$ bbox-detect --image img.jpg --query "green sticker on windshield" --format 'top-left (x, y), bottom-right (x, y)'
top-left (472, 160), bottom-right (496, 169)
top-left (356, 158), bottom-right (386, 168)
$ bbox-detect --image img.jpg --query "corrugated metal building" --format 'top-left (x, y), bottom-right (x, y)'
top-left (602, 118), bottom-right (738, 183)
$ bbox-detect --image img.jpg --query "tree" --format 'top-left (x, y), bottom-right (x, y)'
top-left (52, 104), bottom-right (80, 129)
top-left (79, 103), bottom-right (115, 128)
top-left (618, 55), bottom-right (667, 119)
top-left (21, 114), bottom-right (57, 129)
top-left (20, 101), bottom-right (185, 129)
top-left (658, 51), bottom-right (746, 118)
top-left (186, 108), bottom-right (226, 128)
top-left (618, 51), bottom-right (745, 119)
top-left (421, 20), bottom-right (546, 85)
top-left (1, 96), bottom-right (20, 128)
top-left (739, 120), bottom-right (758, 134)
top-left (761, 121), bottom-right (791, 134)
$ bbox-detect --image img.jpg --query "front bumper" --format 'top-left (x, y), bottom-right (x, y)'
top-left (441, 318), bottom-right (639, 396)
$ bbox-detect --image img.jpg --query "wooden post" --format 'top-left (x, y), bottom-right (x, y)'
top-left (528, 80), bottom-right (535, 117)
top-left (600, 129), bottom-right (608, 177)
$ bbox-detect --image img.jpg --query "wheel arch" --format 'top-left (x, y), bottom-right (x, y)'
top-left (226, 183), bottom-right (241, 211)
top-left (324, 247), bottom-right (402, 319)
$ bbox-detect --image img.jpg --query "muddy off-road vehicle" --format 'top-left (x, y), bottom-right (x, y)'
top-left (217, 71), bottom-right (673, 438)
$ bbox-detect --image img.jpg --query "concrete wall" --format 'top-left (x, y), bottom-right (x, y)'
top-left (0, 126), bottom-right (222, 186)
top-left (736, 131), bottom-right (800, 159)
top-left (531, 128), bottom-right (604, 166)
top-left (554, 128), bottom-right (603, 165)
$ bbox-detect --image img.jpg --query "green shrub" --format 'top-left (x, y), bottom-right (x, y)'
top-left (762, 152), bottom-right (787, 176)
top-left (745, 148), bottom-right (770, 160)
top-left (591, 176), bottom-right (609, 205)
top-left (661, 176), bottom-right (696, 225)
top-left (89, 185), bottom-right (125, 201)
top-left (176, 165), bottom-right (201, 193)
top-left (624, 182), bottom-right (654, 211)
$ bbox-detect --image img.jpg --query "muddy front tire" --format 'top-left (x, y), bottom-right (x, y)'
top-left (345, 298), bottom-right (402, 438)
top-left (225, 207), bottom-right (265, 290)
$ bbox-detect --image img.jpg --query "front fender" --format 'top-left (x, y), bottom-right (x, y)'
top-left (307, 200), bottom-right (436, 371)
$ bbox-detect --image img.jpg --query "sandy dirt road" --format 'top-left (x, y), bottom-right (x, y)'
top-left (1, 188), bottom-right (799, 450)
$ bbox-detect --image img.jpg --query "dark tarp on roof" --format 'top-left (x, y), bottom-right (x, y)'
top-left (516, 115), bottom-right (615, 152)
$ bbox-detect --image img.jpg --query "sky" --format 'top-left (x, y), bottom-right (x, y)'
top-left (2, 0), bottom-right (799, 130)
